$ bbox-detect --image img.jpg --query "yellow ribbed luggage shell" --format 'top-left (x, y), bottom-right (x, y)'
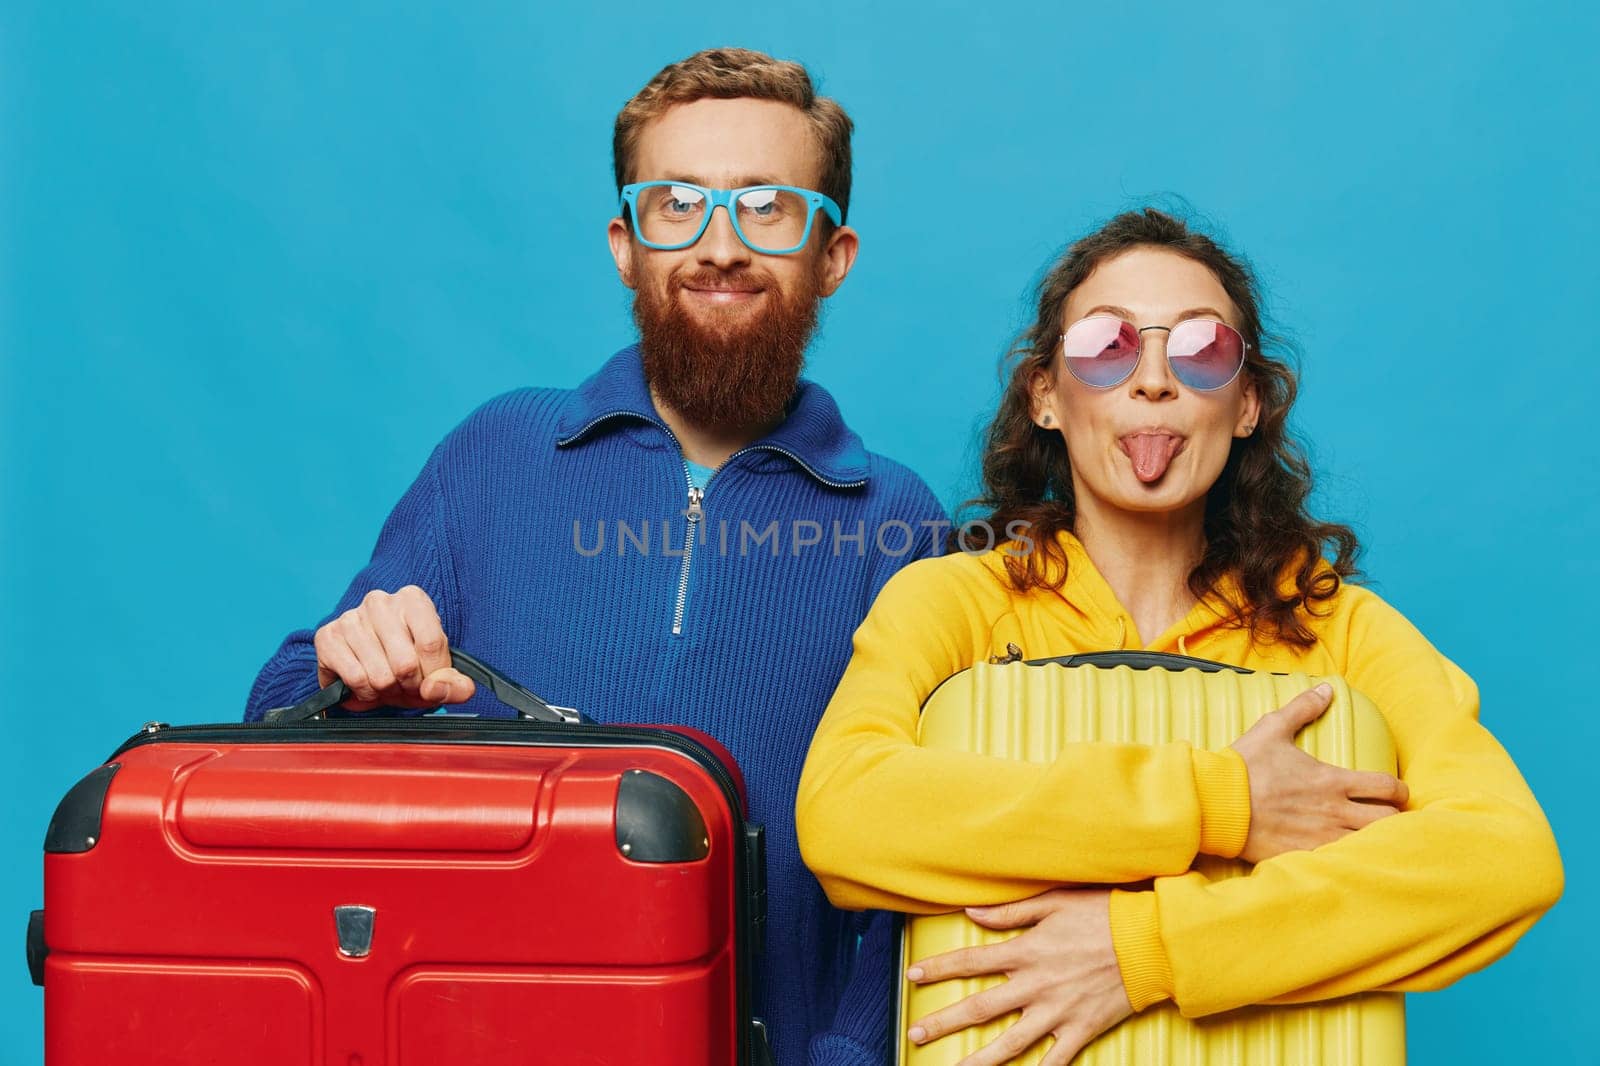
top-left (899, 656), bottom-right (1406, 1065)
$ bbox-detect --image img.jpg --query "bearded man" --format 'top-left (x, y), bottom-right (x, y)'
top-left (245, 48), bottom-right (945, 1066)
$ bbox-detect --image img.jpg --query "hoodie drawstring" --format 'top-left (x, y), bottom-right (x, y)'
top-left (1115, 617), bottom-right (1127, 651)
top-left (1178, 634), bottom-right (1190, 657)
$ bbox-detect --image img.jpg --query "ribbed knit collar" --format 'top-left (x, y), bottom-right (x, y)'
top-left (555, 345), bottom-right (871, 488)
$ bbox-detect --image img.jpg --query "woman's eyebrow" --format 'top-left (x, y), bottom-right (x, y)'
top-left (1077, 305), bottom-right (1233, 324)
top-left (1082, 304), bottom-right (1136, 319)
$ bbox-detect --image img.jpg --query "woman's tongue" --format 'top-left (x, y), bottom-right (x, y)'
top-left (1120, 432), bottom-right (1185, 483)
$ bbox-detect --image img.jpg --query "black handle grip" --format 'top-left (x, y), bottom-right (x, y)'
top-left (27, 909), bottom-right (46, 987)
top-left (262, 649), bottom-right (580, 724)
top-left (1021, 651), bottom-right (1250, 674)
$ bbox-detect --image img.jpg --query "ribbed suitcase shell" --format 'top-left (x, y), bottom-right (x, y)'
top-left (898, 659), bottom-right (1406, 1065)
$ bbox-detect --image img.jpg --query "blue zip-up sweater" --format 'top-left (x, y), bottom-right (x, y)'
top-left (246, 346), bottom-right (946, 1066)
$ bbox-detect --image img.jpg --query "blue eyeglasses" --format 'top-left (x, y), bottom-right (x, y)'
top-left (619, 181), bottom-right (843, 256)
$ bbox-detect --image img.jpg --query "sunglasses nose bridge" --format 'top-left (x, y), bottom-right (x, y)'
top-left (1129, 326), bottom-right (1180, 397)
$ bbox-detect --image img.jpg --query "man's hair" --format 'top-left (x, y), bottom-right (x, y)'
top-left (612, 47), bottom-right (854, 223)
top-left (958, 208), bottom-right (1363, 647)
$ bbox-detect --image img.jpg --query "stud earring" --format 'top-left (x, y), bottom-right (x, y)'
top-left (1040, 413), bottom-right (1055, 428)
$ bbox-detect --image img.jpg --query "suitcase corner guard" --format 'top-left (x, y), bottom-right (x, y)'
top-left (615, 769), bottom-right (710, 862)
top-left (44, 763), bottom-right (121, 854)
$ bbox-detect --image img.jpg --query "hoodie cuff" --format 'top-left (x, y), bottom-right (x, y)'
top-left (1191, 747), bottom-right (1252, 858)
top-left (1109, 889), bottom-right (1174, 1012)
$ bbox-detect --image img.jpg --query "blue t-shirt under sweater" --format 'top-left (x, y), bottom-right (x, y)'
top-left (245, 346), bottom-right (947, 1066)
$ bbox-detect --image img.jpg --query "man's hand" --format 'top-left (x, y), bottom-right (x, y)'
top-left (312, 585), bottom-right (476, 711)
top-left (1230, 682), bottom-right (1409, 863)
top-left (904, 888), bottom-right (1132, 1065)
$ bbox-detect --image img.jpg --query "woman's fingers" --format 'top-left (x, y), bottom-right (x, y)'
top-left (966, 890), bottom-right (1064, 930)
top-left (1343, 799), bottom-right (1400, 831)
top-left (1272, 683), bottom-right (1334, 733)
top-left (952, 1011), bottom-right (1054, 1066)
top-left (910, 980), bottom-right (1028, 1047)
top-left (1038, 1032), bottom-right (1083, 1066)
top-left (908, 938), bottom-right (1020, 984)
top-left (1345, 770), bottom-right (1410, 808)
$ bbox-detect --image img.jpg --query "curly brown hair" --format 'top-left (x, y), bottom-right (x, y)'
top-left (957, 208), bottom-right (1361, 647)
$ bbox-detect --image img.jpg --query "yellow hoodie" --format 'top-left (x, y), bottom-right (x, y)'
top-left (795, 533), bottom-right (1562, 1017)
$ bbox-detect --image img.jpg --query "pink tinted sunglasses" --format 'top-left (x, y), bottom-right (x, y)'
top-left (1060, 315), bottom-right (1249, 391)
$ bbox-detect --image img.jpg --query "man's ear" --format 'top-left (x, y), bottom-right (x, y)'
top-left (607, 216), bottom-right (637, 289)
top-left (817, 225), bottom-right (860, 298)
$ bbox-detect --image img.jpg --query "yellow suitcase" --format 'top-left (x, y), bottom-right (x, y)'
top-left (900, 651), bottom-right (1405, 1065)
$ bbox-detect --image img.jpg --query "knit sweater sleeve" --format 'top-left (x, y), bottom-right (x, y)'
top-left (243, 440), bottom-right (460, 721)
top-left (1108, 588), bottom-right (1564, 1016)
top-left (796, 557), bottom-right (1249, 912)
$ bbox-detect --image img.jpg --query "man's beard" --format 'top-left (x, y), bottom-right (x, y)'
top-left (633, 263), bottom-right (822, 435)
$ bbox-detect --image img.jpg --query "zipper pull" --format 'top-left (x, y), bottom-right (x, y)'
top-left (685, 486), bottom-right (704, 523)
top-left (988, 643), bottom-right (1023, 665)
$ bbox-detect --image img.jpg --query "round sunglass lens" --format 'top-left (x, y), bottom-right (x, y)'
top-left (1166, 320), bottom-right (1245, 390)
top-left (1063, 317), bottom-right (1141, 387)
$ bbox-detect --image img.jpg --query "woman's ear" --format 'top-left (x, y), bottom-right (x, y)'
top-left (1029, 367), bottom-right (1059, 430)
top-left (1234, 377), bottom-right (1262, 438)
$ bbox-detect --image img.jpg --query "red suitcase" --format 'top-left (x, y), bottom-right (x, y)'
top-left (29, 651), bottom-right (770, 1065)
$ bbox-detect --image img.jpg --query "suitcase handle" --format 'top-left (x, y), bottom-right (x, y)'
top-left (262, 649), bottom-right (581, 724)
top-left (1022, 650), bottom-right (1251, 674)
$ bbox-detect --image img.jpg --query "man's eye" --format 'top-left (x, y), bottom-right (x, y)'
top-left (661, 186), bottom-right (704, 216)
top-left (738, 190), bottom-right (781, 217)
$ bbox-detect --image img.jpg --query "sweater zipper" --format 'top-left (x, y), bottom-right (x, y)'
top-left (561, 414), bottom-right (867, 636)
top-left (672, 462), bottom-right (705, 636)
top-left (670, 444), bottom-right (865, 636)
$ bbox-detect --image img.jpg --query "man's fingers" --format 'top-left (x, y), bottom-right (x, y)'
top-left (364, 592), bottom-right (422, 687)
top-left (335, 611), bottom-right (396, 699)
top-left (399, 586), bottom-right (451, 678)
top-left (908, 939), bottom-right (1019, 984)
top-left (314, 625), bottom-right (383, 709)
top-left (1274, 683), bottom-right (1335, 732)
top-left (420, 667), bottom-right (476, 705)
top-left (1344, 770), bottom-right (1409, 808)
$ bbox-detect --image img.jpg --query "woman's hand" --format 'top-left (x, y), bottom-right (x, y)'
top-left (1230, 683), bottom-right (1410, 864)
top-left (905, 888), bottom-right (1133, 1065)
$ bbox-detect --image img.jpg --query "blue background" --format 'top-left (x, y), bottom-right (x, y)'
top-left (5, 2), bottom-right (1596, 1062)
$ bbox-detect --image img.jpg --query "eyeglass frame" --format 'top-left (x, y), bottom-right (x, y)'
top-left (618, 180), bottom-right (844, 256)
top-left (1058, 315), bottom-right (1252, 392)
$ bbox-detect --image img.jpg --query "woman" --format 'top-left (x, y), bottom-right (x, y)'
top-left (795, 209), bottom-right (1562, 1065)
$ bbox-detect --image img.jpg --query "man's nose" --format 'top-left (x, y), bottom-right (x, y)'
top-left (696, 204), bottom-right (752, 269)
top-left (1129, 328), bottom-right (1180, 401)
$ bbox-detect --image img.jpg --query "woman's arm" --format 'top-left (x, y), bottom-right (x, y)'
top-left (796, 559), bottom-right (1254, 911)
top-left (1109, 589), bottom-right (1563, 1016)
